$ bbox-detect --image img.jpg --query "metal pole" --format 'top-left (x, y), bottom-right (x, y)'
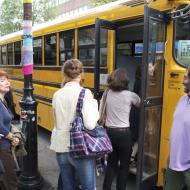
top-left (18, 0), bottom-right (43, 189)
top-left (94, 18), bottom-right (101, 100)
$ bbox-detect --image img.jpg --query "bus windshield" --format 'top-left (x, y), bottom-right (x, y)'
top-left (174, 16), bottom-right (190, 67)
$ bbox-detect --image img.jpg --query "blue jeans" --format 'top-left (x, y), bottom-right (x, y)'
top-left (56, 152), bottom-right (96, 190)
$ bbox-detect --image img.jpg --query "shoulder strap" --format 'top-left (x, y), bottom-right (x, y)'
top-left (99, 89), bottom-right (108, 123)
top-left (102, 90), bottom-right (108, 102)
top-left (76, 88), bottom-right (85, 116)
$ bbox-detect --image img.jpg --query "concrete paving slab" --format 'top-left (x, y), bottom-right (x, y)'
top-left (38, 127), bottom-right (59, 190)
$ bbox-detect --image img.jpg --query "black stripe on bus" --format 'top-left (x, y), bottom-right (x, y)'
top-left (12, 88), bottom-right (53, 105)
top-left (0, 65), bottom-right (108, 73)
top-left (10, 77), bottom-right (61, 88)
top-left (10, 77), bottom-right (97, 91)
top-left (12, 87), bottom-right (96, 105)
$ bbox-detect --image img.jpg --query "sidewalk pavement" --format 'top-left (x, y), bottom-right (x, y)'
top-left (15, 124), bottom-right (134, 190)
top-left (38, 127), bottom-right (59, 190)
top-left (15, 123), bottom-right (164, 190)
top-left (38, 127), bottom-right (107, 190)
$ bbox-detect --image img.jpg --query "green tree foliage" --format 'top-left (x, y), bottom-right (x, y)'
top-left (0, 0), bottom-right (23, 36)
top-left (33, 0), bottom-right (58, 25)
top-left (91, 0), bottom-right (117, 6)
top-left (0, 0), bottom-right (58, 36)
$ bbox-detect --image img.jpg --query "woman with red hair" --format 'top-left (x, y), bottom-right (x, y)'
top-left (0, 70), bottom-right (19, 190)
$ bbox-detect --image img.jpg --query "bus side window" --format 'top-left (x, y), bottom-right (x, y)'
top-left (78, 26), bottom-right (108, 67)
top-left (44, 33), bottom-right (57, 66)
top-left (14, 41), bottom-right (21, 65)
top-left (78, 26), bottom-right (95, 66)
top-left (59, 30), bottom-right (75, 65)
top-left (174, 16), bottom-right (190, 67)
top-left (1, 45), bottom-right (7, 65)
top-left (0, 46), bottom-right (1, 65)
top-left (33, 37), bottom-right (42, 65)
top-left (8, 43), bottom-right (13, 65)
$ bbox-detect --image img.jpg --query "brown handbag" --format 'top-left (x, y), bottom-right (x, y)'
top-left (99, 90), bottom-right (108, 126)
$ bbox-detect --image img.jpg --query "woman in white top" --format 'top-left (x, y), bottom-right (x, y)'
top-left (102, 68), bottom-right (141, 190)
top-left (50, 59), bottom-right (99, 190)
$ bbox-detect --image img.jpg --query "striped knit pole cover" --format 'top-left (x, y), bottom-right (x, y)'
top-left (18, 1), bottom-right (43, 189)
top-left (22, 0), bottom-right (33, 75)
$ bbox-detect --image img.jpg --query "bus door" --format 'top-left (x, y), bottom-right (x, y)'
top-left (94, 18), bottom-right (117, 100)
top-left (136, 6), bottom-right (168, 190)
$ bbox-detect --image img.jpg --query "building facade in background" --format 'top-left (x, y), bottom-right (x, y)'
top-left (48, 0), bottom-right (90, 18)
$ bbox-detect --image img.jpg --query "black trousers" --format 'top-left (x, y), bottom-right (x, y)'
top-left (0, 149), bottom-right (17, 190)
top-left (103, 128), bottom-right (132, 190)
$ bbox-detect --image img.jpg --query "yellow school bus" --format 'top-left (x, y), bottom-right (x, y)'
top-left (0, 0), bottom-right (190, 189)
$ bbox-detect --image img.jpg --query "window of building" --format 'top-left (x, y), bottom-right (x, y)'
top-left (1, 45), bottom-right (7, 65)
top-left (7, 43), bottom-right (13, 65)
top-left (59, 0), bottom-right (69, 4)
top-left (55, 0), bottom-right (59, 6)
top-left (78, 26), bottom-right (108, 66)
top-left (33, 37), bottom-right (42, 65)
top-left (59, 30), bottom-right (74, 65)
top-left (14, 41), bottom-right (21, 65)
top-left (174, 16), bottom-right (190, 67)
top-left (44, 33), bottom-right (57, 65)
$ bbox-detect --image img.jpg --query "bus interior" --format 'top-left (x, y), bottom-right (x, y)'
top-left (116, 21), bottom-right (144, 91)
top-left (116, 21), bottom-right (144, 190)
top-left (105, 16), bottom-right (164, 189)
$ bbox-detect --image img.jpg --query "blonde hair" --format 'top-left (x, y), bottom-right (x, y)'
top-left (62, 59), bottom-right (83, 86)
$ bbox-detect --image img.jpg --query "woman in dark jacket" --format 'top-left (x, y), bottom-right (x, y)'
top-left (0, 70), bottom-right (19, 190)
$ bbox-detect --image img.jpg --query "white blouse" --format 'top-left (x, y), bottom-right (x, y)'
top-left (50, 82), bottom-right (99, 153)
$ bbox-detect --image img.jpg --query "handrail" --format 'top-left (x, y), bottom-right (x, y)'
top-left (169, 4), bottom-right (190, 19)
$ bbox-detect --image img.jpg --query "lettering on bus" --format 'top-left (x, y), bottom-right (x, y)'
top-left (168, 80), bottom-right (182, 90)
top-left (174, 16), bottom-right (190, 67)
top-left (177, 40), bottom-right (190, 60)
top-left (168, 72), bottom-right (182, 90)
